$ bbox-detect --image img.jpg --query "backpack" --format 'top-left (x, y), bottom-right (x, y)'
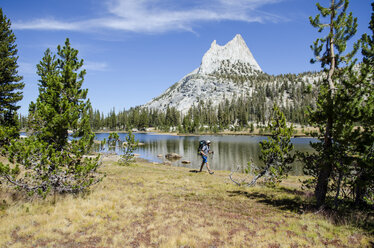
top-left (197, 140), bottom-right (207, 154)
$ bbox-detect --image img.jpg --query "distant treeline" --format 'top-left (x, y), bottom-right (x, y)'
top-left (18, 71), bottom-right (320, 133)
top-left (88, 71), bottom-right (320, 132)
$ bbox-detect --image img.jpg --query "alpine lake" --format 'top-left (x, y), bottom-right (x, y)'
top-left (95, 133), bottom-right (317, 176)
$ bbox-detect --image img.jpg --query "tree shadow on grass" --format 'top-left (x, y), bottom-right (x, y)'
top-left (0, 187), bottom-right (33, 211)
top-left (227, 190), bottom-right (313, 215)
top-left (227, 188), bottom-right (374, 236)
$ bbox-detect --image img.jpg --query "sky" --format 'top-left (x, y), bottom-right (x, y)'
top-left (1, 0), bottom-right (372, 115)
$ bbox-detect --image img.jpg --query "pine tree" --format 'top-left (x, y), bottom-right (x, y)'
top-left (119, 131), bottom-right (139, 166)
top-left (0, 8), bottom-right (24, 146)
top-left (351, 2), bottom-right (374, 204)
top-left (308, 0), bottom-right (357, 207)
top-left (28, 39), bottom-right (92, 151)
top-left (234, 105), bottom-right (294, 187)
top-left (0, 39), bottom-right (102, 197)
top-left (362, 5), bottom-right (374, 68)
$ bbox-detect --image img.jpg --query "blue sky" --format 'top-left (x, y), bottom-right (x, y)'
top-left (1, 0), bottom-right (372, 115)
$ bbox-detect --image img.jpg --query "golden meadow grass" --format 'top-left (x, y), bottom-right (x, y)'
top-left (0, 155), bottom-right (372, 247)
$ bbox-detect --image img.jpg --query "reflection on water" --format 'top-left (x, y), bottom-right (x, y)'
top-left (95, 133), bottom-right (316, 175)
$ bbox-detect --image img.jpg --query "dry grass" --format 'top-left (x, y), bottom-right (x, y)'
top-left (0, 155), bottom-right (372, 247)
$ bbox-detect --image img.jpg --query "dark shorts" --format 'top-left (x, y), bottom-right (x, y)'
top-left (202, 155), bottom-right (208, 163)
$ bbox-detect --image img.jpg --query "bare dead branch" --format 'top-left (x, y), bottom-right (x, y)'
top-left (229, 166), bottom-right (242, 186)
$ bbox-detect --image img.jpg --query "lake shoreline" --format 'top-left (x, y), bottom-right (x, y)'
top-left (91, 126), bottom-right (318, 138)
top-left (94, 132), bottom-right (316, 175)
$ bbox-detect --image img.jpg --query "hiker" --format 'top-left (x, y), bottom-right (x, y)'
top-left (198, 140), bottom-right (214, 174)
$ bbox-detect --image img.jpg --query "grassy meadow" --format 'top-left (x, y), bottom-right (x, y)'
top-left (0, 155), bottom-right (372, 247)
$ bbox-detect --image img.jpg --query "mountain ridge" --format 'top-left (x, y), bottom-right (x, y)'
top-left (143, 34), bottom-right (320, 116)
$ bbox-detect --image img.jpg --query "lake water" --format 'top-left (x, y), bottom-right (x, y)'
top-left (95, 133), bottom-right (316, 175)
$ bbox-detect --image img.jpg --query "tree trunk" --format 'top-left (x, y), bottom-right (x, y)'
top-left (315, 0), bottom-right (336, 208)
top-left (315, 160), bottom-right (333, 207)
top-left (355, 173), bottom-right (367, 206)
top-left (248, 167), bottom-right (268, 186)
top-left (334, 170), bottom-right (343, 209)
top-left (315, 98), bottom-right (334, 207)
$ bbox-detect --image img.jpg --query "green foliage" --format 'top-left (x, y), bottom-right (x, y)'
top-left (119, 131), bottom-right (139, 166)
top-left (1, 38), bottom-right (102, 197)
top-left (346, 2), bottom-right (374, 205)
top-left (304, 0), bottom-right (359, 207)
top-left (108, 132), bottom-right (120, 147)
top-left (0, 8), bottom-right (24, 145)
top-left (361, 2), bottom-right (374, 69)
top-left (309, 0), bottom-right (357, 67)
top-left (0, 126), bottom-right (18, 148)
top-left (257, 105), bottom-right (294, 187)
top-left (0, 136), bottom-right (102, 197)
top-left (28, 39), bottom-right (91, 151)
top-left (301, 0), bottom-right (374, 208)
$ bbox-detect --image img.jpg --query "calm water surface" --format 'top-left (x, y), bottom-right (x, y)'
top-left (95, 133), bottom-right (316, 175)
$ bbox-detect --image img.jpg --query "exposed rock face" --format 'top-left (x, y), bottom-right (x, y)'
top-left (198, 34), bottom-right (261, 74)
top-left (143, 34), bottom-right (320, 115)
top-left (144, 34), bottom-right (264, 114)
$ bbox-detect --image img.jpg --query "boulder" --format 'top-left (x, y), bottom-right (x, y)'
top-left (181, 160), bottom-right (191, 164)
top-left (165, 153), bottom-right (182, 159)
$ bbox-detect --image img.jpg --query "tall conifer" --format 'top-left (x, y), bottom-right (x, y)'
top-left (352, 2), bottom-right (374, 204)
top-left (308, 0), bottom-right (357, 207)
top-left (0, 8), bottom-right (24, 145)
top-left (28, 38), bottom-right (92, 151)
top-left (0, 39), bottom-right (101, 196)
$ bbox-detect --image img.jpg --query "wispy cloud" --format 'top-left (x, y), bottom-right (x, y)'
top-left (84, 61), bottom-right (109, 72)
top-left (12, 0), bottom-right (286, 33)
top-left (13, 19), bottom-right (81, 31)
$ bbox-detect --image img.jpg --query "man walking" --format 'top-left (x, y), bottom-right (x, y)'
top-left (199, 140), bottom-right (214, 174)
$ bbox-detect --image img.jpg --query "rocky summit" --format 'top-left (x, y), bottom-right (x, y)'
top-left (143, 34), bottom-right (319, 115)
top-left (198, 34), bottom-right (262, 74)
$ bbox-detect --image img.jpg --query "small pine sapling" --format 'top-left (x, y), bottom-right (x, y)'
top-left (119, 131), bottom-right (139, 166)
top-left (249, 105), bottom-right (295, 187)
